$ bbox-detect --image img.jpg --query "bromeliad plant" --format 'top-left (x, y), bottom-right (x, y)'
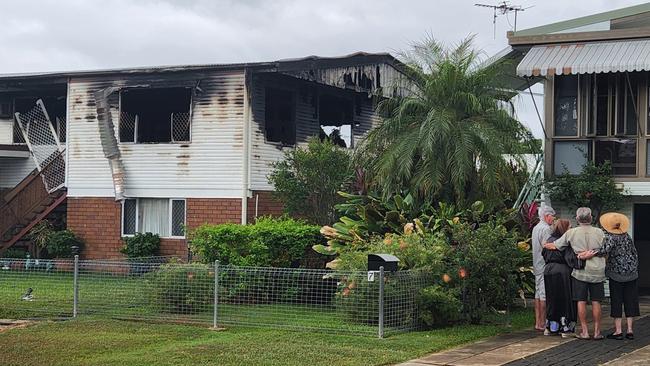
top-left (313, 191), bottom-right (484, 259)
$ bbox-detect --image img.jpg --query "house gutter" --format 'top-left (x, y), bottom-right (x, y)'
top-left (241, 69), bottom-right (252, 224)
top-left (94, 87), bottom-right (126, 201)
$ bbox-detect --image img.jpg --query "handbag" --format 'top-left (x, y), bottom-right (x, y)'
top-left (564, 241), bottom-right (586, 270)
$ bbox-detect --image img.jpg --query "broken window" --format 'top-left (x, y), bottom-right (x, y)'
top-left (122, 198), bottom-right (186, 237)
top-left (119, 88), bottom-right (192, 143)
top-left (318, 94), bottom-right (354, 148)
top-left (595, 140), bottom-right (637, 176)
top-left (265, 87), bottom-right (295, 145)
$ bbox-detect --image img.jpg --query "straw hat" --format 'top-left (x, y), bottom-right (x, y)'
top-left (599, 212), bottom-right (630, 234)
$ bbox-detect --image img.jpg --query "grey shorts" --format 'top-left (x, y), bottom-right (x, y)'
top-left (535, 274), bottom-right (546, 300)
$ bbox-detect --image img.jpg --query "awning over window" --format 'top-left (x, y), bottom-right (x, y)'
top-left (516, 39), bottom-right (650, 77)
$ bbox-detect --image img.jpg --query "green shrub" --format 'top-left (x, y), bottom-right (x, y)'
top-left (47, 230), bottom-right (84, 258)
top-left (147, 263), bottom-right (213, 314)
top-left (450, 218), bottom-right (526, 323)
top-left (417, 285), bottom-right (462, 327)
top-left (332, 232), bottom-right (447, 325)
top-left (121, 232), bottom-right (161, 258)
top-left (2, 247), bottom-right (29, 259)
top-left (268, 137), bottom-right (352, 225)
top-left (189, 216), bottom-right (325, 268)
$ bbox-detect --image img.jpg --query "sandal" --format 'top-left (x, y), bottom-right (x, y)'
top-left (626, 333), bottom-right (634, 340)
top-left (593, 334), bottom-right (605, 340)
top-left (576, 334), bottom-right (591, 340)
top-left (606, 333), bottom-right (623, 340)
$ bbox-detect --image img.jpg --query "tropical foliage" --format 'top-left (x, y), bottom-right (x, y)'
top-left (354, 36), bottom-right (532, 208)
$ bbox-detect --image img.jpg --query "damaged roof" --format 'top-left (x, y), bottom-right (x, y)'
top-left (0, 52), bottom-right (404, 81)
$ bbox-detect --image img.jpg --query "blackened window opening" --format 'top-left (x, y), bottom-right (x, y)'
top-left (265, 88), bottom-right (296, 145)
top-left (120, 88), bottom-right (191, 143)
top-left (318, 94), bottom-right (353, 148)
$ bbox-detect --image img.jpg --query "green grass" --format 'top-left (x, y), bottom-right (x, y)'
top-left (0, 265), bottom-right (535, 365)
top-left (0, 310), bottom-right (533, 366)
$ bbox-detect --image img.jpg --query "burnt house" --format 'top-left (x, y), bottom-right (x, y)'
top-left (0, 53), bottom-right (407, 259)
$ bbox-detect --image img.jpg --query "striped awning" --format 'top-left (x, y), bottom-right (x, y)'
top-left (516, 39), bottom-right (650, 77)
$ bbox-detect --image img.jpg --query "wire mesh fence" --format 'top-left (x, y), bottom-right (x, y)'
top-left (0, 257), bottom-right (431, 337)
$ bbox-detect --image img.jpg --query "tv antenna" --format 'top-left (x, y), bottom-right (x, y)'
top-left (475, 2), bottom-right (531, 38)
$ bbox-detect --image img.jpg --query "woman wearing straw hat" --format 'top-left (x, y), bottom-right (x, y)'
top-left (580, 212), bottom-right (640, 340)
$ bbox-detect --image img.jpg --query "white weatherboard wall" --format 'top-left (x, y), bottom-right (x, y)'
top-left (66, 70), bottom-right (246, 198)
top-left (0, 119), bottom-right (13, 144)
top-left (249, 77), bottom-right (380, 191)
top-left (0, 157), bottom-right (35, 188)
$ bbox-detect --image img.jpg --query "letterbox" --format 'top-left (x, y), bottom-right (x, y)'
top-left (367, 254), bottom-right (400, 272)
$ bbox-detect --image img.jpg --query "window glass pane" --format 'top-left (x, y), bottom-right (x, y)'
top-left (123, 199), bottom-right (137, 235)
top-left (595, 74), bottom-right (608, 136)
top-left (625, 75), bottom-right (639, 136)
top-left (554, 141), bottom-right (590, 175)
top-left (555, 75), bottom-right (578, 136)
top-left (138, 198), bottom-right (170, 236)
top-left (171, 200), bottom-right (186, 237)
top-left (596, 140), bottom-right (636, 176)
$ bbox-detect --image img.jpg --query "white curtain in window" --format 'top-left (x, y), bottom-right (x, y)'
top-left (139, 198), bottom-right (169, 236)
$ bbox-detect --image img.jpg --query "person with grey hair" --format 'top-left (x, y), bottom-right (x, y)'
top-left (531, 205), bottom-right (555, 331)
top-left (544, 207), bottom-right (606, 340)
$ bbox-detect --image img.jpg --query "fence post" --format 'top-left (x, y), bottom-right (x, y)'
top-left (378, 265), bottom-right (384, 339)
top-left (73, 255), bottom-right (79, 318)
top-left (213, 260), bottom-right (219, 328)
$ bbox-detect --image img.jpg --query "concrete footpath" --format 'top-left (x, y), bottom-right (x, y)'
top-left (398, 299), bottom-right (650, 366)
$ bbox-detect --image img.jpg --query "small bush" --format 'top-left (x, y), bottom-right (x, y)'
top-left (417, 285), bottom-right (462, 327)
top-left (47, 230), bottom-right (84, 258)
top-left (147, 263), bottom-right (213, 314)
top-left (189, 216), bottom-right (325, 268)
top-left (121, 232), bottom-right (161, 258)
top-left (2, 248), bottom-right (28, 259)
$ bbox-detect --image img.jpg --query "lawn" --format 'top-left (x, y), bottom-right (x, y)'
top-left (0, 309), bottom-right (533, 366)
top-left (0, 262), bottom-right (535, 365)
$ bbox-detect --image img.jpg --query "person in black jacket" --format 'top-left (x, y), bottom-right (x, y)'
top-left (543, 219), bottom-right (577, 337)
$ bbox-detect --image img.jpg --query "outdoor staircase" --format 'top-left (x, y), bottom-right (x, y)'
top-left (0, 162), bottom-right (67, 254)
top-left (513, 153), bottom-right (544, 211)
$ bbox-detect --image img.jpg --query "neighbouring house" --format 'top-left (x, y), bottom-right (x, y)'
top-left (0, 52), bottom-right (408, 259)
top-left (496, 3), bottom-right (650, 290)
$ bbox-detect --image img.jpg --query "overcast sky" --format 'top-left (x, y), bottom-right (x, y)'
top-left (1, 0), bottom-right (646, 136)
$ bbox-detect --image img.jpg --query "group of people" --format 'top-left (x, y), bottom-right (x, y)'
top-left (532, 206), bottom-right (640, 340)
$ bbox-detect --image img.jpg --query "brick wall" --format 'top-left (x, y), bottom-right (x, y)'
top-left (247, 190), bottom-right (284, 222)
top-left (68, 197), bottom-right (243, 260)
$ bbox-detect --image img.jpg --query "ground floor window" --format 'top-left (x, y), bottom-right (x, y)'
top-left (122, 198), bottom-right (186, 238)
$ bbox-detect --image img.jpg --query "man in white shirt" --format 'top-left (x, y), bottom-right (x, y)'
top-left (531, 205), bottom-right (555, 331)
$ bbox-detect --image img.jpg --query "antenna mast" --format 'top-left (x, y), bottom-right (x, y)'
top-left (475, 2), bottom-right (530, 38)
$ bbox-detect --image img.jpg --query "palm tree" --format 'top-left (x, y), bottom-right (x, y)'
top-left (355, 36), bottom-right (532, 208)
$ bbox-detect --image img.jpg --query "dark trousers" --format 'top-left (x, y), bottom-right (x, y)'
top-left (609, 279), bottom-right (640, 318)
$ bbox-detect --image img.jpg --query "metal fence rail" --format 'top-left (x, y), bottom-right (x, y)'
top-left (0, 257), bottom-right (431, 337)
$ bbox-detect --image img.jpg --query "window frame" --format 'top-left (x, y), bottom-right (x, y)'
top-left (553, 74), bottom-right (580, 138)
top-left (594, 138), bottom-right (638, 177)
top-left (118, 87), bottom-right (193, 145)
top-left (121, 198), bottom-right (186, 238)
top-left (552, 139), bottom-right (592, 176)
